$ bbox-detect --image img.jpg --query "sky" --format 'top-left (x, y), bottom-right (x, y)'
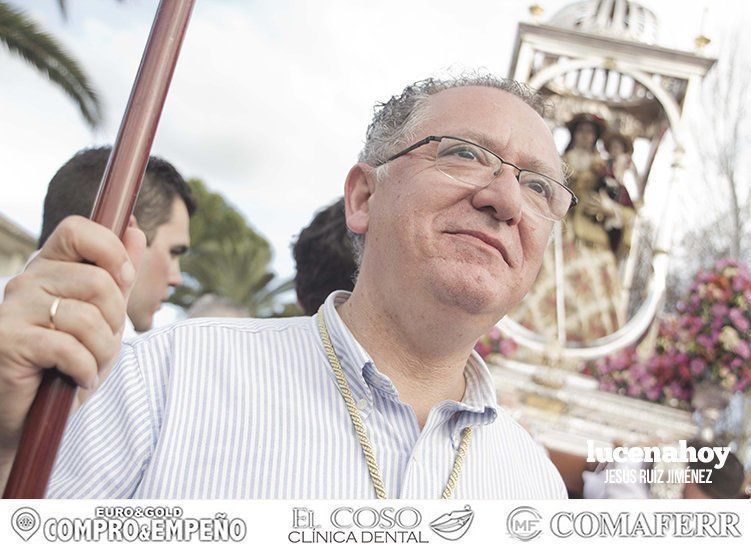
top-left (1, 0), bottom-right (749, 287)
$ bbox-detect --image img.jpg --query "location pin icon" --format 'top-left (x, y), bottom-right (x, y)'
top-left (11, 508), bottom-right (41, 541)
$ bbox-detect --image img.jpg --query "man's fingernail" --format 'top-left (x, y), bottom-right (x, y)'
top-left (87, 375), bottom-right (99, 390)
top-left (120, 261), bottom-right (135, 285)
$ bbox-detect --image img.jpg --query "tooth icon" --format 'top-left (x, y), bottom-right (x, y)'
top-left (429, 505), bottom-right (475, 541)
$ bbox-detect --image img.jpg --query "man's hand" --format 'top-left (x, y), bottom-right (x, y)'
top-left (0, 216), bottom-right (146, 478)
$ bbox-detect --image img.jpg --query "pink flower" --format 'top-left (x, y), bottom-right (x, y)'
top-left (587, 260), bottom-right (751, 405)
top-left (732, 276), bottom-right (747, 291)
top-left (613, 356), bottom-right (629, 371)
top-left (669, 382), bottom-right (688, 401)
top-left (697, 335), bottom-right (715, 351)
top-left (498, 338), bottom-right (517, 357)
top-left (734, 341), bottom-right (751, 359)
top-left (474, 341), bottom-right (490, 358)
top-left (601, 382), bottom-right (616, 393)
top-left (729, 308), bottom-right (750, 332)
top-left (690, 358), bottom-right (706, 375)
top-left (627, 384), bottom-right (642, 397)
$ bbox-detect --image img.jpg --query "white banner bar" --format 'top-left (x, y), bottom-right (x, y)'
top-left (1, 499), bottom-right (748, 543)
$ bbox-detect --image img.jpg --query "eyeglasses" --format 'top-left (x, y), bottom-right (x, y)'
top-left (382, 135), bottom-right (577, 222)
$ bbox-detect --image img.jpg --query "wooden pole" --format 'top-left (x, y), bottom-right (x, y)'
top-left (3, 0), bottom-right (196, 499)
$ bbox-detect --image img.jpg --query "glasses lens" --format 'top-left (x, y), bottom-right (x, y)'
top-left (435, 138), bottom-right (499, 188)
top-left (433, 137), bottom-right (572, 221)
top-left (519, 171), bottom-right (572, 220)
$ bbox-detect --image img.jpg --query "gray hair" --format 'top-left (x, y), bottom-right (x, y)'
top-left (349, 74), bottom-right (553, 267)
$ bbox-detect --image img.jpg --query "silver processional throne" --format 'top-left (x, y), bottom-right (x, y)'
top-left (498, 0), bottom-right (716, 363)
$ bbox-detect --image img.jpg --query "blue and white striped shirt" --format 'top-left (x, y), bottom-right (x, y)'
top-left (47, 291), bottom-right (566, 499)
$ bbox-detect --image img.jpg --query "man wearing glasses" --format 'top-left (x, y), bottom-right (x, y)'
top-left (0, 75), bottom-right (572, 499)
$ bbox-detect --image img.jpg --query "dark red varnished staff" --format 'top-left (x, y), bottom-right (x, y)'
top-left (3, 0), bottom-right (196, 499)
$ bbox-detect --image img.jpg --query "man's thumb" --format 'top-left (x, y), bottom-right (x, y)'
top-left (121, 225), bottom-right (147, 299)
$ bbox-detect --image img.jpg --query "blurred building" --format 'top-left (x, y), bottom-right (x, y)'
top-left (0, 212), bottom-right (36, 277)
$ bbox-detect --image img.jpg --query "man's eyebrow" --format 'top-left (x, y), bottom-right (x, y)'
top-left (517, 153), bottom-right (563, 181)
top-left (170, 244), bottom-right (189, 256)
top-left (457, 130), bottom-right (562, 180)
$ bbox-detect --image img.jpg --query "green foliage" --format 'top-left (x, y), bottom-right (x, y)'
top-left (0, 1), bottom-right (102, 127)
top-left (274, 302), bottom-right (307, 318)
top-left (170, 179), bottom-right (297, 317)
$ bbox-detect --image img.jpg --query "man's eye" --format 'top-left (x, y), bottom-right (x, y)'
top-left (523, 177), bottom-right (553, 199)
top-left (170, 246), bottom-right (189, 257)
top-left (444, 145), bottom-right (480, 161)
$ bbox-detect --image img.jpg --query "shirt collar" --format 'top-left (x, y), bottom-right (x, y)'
top-left (449, 353), bottom-right (499, 446)
top-left (316, 290), bottom-right (498, 431)
top-left (317, 291), bottom-right (374, 410)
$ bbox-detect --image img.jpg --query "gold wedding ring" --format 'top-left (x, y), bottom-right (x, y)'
top-left (49, 297), bottom-right (62, 330)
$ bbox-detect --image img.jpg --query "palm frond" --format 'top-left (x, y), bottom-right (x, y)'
top-left (246, 277), bottom-right (295, 315)
top-left (167, 179), bottom-right (296, 317)
top-left (0, 2), bottom-right (102, 127)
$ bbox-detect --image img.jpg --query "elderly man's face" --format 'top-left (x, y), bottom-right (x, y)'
top-left (358, 86), bottom-right (561, 317)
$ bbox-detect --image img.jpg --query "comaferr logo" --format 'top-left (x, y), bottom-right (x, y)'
top-left (504, 508), bottom-right (743, 540)
top-left (429, 505), bottom-right (475, 541)
top-left (507, 506), bottom-right (542, 541)
top-left (550, 511), bottom-right (742, 538)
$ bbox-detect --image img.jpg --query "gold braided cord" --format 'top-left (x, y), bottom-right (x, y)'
top-left (317, 310), bottom-right (388, 499)
top-left (316, 308), bottom-right (472, 500)
top-left (442, 426), bottom-right (472, 499)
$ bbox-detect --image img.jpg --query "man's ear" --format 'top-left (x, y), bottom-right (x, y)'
top-left (344, 163), bottom-right (376, 235)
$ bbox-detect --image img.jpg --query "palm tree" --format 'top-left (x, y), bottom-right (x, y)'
top-left (180, 235), bottom-right (297, 317)
top-left (170, 179), bottom-right (297, 317)
top-left (0, 1), bottom-right (102, 127)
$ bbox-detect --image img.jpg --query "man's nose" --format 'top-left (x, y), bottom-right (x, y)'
top-left (169, 261), bottom-right (183, 287)
top-left (469, 168), bottom-right (523, 225)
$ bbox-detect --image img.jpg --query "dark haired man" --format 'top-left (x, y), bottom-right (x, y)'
top-left (293, 198), bottom-right (356, 315)
top-left (0, 147), bottom-right (195, 334)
